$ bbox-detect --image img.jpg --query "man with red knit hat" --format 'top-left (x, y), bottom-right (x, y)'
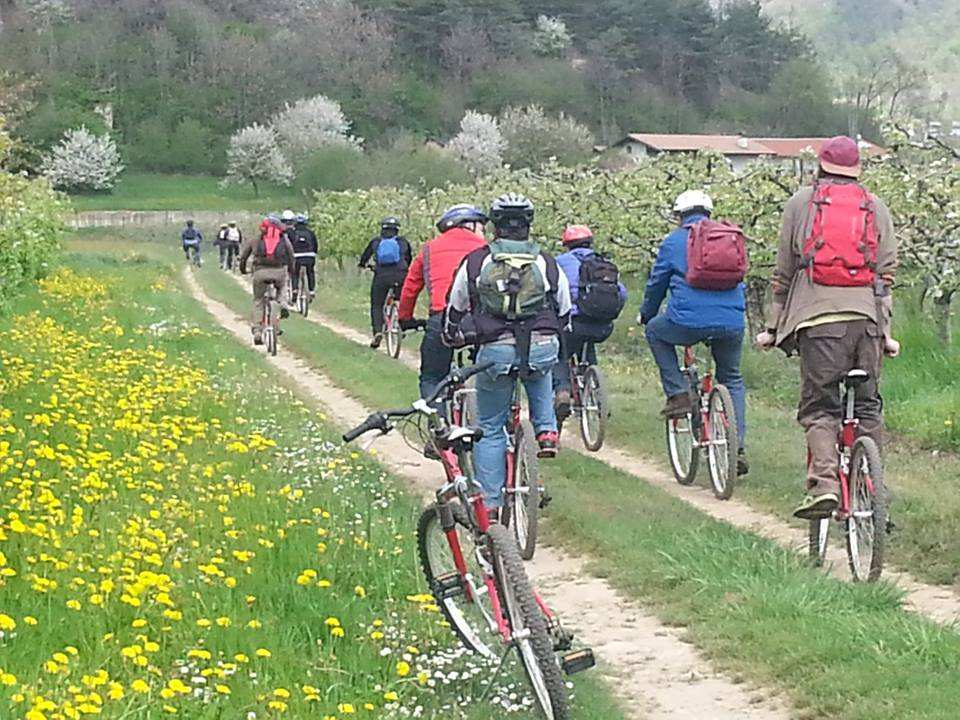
top-left (399, 204), bottom-right (488, 399)
top-left (757, 136), bottom-right (899, 520)
top-left (553, 225), bottom-right (627, 418)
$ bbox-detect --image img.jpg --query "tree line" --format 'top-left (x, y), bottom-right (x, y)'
top-left (0, 0), bottom-right (867, 178)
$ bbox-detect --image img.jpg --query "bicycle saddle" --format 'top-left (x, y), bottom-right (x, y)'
top-left (844, 369), bottom-right (870, 387)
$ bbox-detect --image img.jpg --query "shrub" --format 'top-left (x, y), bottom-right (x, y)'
top-left (274, 94), bottom-right (362, 158)
top-left (295, 145), bottom-right (369, 192)
top-left (222, 123), bottom-right (294, 195)
top-left (41, 126), bottom-right (124, 192)
top-left (499, 105), bottom-right (594, 169)
top-left (447, 111), bottom-right (504, 176)
top-left (532, 15), bottom-right (572, 57)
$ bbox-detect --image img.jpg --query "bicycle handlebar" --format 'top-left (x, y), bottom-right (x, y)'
top-left (341, 361), bottom-right (494, 443)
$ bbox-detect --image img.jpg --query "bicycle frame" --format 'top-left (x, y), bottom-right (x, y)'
top-left (830, 382), bottom-right (877, 521)
top-left (680, 345), bottom-right (714, 445)
top-left (567, 341), bottom-right (595, 413)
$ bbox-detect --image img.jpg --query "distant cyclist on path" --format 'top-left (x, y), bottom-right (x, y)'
top-left (181, 219), bottom-right (203, 264)
top-left (239, 214), bottom-right (296, 345)
top-left (289, 213), bottom-right (318, 304)
top-left (359, 217), bottom-right (412, 348)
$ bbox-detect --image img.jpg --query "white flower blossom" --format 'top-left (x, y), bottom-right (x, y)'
top-left (532, 15), bottom-right (572, 56)
top-left (222, 123), bottom-right (294, 193)
top-left (447, 111), bottom-right (505, 176)
top-left (273, 94), bottom-right (362, 157)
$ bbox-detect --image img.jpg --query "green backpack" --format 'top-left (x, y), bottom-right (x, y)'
top-left (476, 239), bottom-right (549, 320)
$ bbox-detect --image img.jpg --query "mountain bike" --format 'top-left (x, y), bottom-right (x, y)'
top-left (185, 243), bottom-right (202, 268)
top-left (343, 364), bottom-right (594, 720)
top-left (808, 369), bottom-right (888, 582)
top-left (383, 284), bottom-right (403, 359)
top-left (261, 281), bottom-right (282, 357)
top-left (295, 264), bottom-right (311, 318)
top-left (558, 341), bottom-right (608, 452)
top-left (665, 343), bottom-right (738, 500)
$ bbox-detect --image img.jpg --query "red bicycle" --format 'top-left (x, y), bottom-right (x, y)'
top-left (808, 369), bottom-right (888, 581)
top-left (343, 364), bottom-right (593, 720)
top-left (558, 341), bottom-right (608, 452)
top-left (665, 344), bottom-right (738, 499)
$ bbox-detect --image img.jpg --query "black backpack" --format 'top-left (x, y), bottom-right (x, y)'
top-left (577, 253), bottom-right (624, 322)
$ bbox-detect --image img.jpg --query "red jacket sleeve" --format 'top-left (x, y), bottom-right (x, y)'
top-left (398, 250), bottom-right (425, 320)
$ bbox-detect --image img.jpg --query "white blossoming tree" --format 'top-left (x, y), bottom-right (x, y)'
top-left (222, 123), bottom-right (294, 195)
top-left (499, 105), bottom-right (594, 169)
top-left (447, 111), bottom-right (505, 176)
top-left (273, 94), bottom-right (362, 158)
top-left (532, 15), bottom-right (572, 57)
top-left (41, 127), bottom-right (124, 192)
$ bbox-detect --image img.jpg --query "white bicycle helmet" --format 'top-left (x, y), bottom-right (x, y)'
top-left (280, 209), bottom-right (296, 222)
top-left (672, 190), bottom-right (714, 215)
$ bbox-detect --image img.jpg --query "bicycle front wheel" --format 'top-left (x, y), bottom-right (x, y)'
top-left (665, 414), bottom-right (699, 485)
top-left (809, 518), bottom-right (830, 567)
top-left (488, 523), bottom-right (569, 720)
top-left (706, 385), bottom-right (737, 500)
top-left (846, 436), bottom-right (886, 582)
top-left (505, 419), bottom-right (539, 560)
top-left (417, 504), bottom-right (498, 659)
top-left (578, 365), bottom-right (607, 452)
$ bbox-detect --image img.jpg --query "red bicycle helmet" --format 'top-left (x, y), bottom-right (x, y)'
top-left (562, 225), bottom-right (593, 245)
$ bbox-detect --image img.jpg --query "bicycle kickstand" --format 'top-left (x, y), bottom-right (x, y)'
top-left (477, 645), bottom-right (516, 704)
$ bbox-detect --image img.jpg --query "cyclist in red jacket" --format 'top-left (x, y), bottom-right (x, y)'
top-left (399, 204), bottom-right (488, 398)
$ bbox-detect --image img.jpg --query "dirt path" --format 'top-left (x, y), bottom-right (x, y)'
top-left (255, 277), bottom-right (960, 627)
top-left (194, 269), bottom-right (794, 720)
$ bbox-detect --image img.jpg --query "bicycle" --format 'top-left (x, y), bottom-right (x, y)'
top-left (185, 244), bottom-right (202, 268)
top-left (665, 343), bottom-right (739, 500)
top-left (260, 281), bottom-right (282, 357)
top-left (808, 369), bottom-right (888, 582)
top-left (502, 372), bottom-right (542, 561)
top-left (294, 264), bottom-right (312, 318)
top-left (383, 284), bottom-right (403, 359)
top-left (343, 364), bottom-right (594, 720)
top-left (558, 341), bottom-right (609, 452)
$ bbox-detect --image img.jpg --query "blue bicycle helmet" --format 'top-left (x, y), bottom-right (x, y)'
top-left (295, 213), bottom-right (308, 224)
top-left (436, 204), bottom-right (488, 233)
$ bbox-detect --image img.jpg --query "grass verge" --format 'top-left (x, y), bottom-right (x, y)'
top-left (194, 256), bottom-right (960, 720)
top-left (0, 245), bottom-right (626, 720)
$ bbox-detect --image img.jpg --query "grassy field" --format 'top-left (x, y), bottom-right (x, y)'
top-left (68, 174), bottom-right (304, 212)
top-left (193, 256), bottom-right (960, 720)
top-left (0, 245), bottom-right (630, 720)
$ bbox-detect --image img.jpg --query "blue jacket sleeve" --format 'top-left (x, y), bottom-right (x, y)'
top-left (639, 239), bottom-right (674, 322)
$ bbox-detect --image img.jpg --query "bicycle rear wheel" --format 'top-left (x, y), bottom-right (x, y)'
top-left (809, 519), bottom-right (830, 567)
top-left (267, 304), bottom-right (278, 356)
top-left (578, 365), bottom-right (607, 452)
top-left (706, 385), bottom-right (737, 500)
top-left (384, 303), bottom-right (401, 359)
top-left (417, 504), bottom-right (498, 659)
top-left (505, 419), bottom-right (539, 560)
top-left (298, 268), bottom-right (310, 317)
top-left (665, 414), bottom-right (699, 485)
top-left (846, 436), bottom-right (886, 582)
top-left (488, 523), bottom-right (568, 720)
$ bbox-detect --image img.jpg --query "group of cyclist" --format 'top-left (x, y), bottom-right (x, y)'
top-left (224, 135), bottom-right (897, 524)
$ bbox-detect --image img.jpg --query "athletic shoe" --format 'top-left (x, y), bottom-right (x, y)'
top-left (536, 431), bottom-right (559, 459)
top-left (279, 306), bottom-right (290, 319)
top-left (422, 442), bottom-right (439, 461)
top-left (253, 330), bottom-right (264, 346)
top-left (369, 333), bottom-right (383, 349)
top-left (793, 492), bottom-right (839, 520)
top-left (554, 389), bottom-right (572, 422)
top-left (660, 393), bottom-right (692, 418)
top-left (737, 449), bottom-right (749, 477)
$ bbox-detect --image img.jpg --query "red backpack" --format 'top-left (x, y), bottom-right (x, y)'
top-left (802, 182), bottom-right (877, 287)
top-left (684, 219), bottom-right (748, 291)
top-left (257, 222), bottom-right (286, 260)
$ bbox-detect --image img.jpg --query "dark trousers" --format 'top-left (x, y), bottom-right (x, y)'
top-left (797, 319), bottom-right (883, 494)
top-left (370, 274), bottom-right (401, 334)
top-left (291, 258), bottom-right (316, 295)
top-left (419, 313), bottom-right (452, 399)
top-left (554, 318), bottom-right (613, 393)
top-left (219, 244), bottom-right (238, 269)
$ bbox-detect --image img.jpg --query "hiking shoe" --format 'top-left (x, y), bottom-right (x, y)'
top-left (793, 492), bottom-right (839, 520)
top-left (279, 306), bottom-right (290, 319)
top-left (737, 449), bottom-right (749, 477)
top-left (661, 393), bottom-right (692, 419)
top-left (536, 431), bottom-right (559, 459)
top-left (422, 442), bottom-right (440, 461)
top-left (370, 333), bottom-right (383, 349)
top-left (253, 331), bottom-right (264, 346)
top-left (554, 389), bottom-right (572, 422)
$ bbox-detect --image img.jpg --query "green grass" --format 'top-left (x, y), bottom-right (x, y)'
top-left (68, 173), bottom-right (304, 212)
top-left (0, 244), bottom-right (629, 720)
top-left (191, 254), bottom-right (960, 720)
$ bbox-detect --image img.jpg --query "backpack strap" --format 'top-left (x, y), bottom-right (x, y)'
top-left (464, 246), bottom-right (491, 313)
top-left (543, 252), bottom-right (561, 314)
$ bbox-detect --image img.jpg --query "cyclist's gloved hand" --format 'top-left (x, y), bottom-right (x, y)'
top-left (755, 330), bottom-right (776, 349)
top-left (399, 318), bottom-right (421, 331)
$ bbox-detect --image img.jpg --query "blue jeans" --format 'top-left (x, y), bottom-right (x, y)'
top-left (419, 313), bottom-right (452, 399)
top-left (474, 336), bottom-right (559, 508)
top-left (645, 315), bottom-right (746, 448)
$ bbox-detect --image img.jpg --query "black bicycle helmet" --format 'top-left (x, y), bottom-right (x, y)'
top-left (436, 204), bottom-right (488, 233)
top-left (380, 216), bottom-right (400, 230)
top-left (489, 193), bottom-right (534, 227)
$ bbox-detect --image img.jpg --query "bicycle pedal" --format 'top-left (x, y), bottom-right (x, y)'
top-left (431, 572), bottom-right (463, 600)
top-left (560, 648), bottom-right (595, 675)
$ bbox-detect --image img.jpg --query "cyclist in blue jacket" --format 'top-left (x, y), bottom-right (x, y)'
top-left (359, 217), bottom-right (413, 348)
top-left (553, 225), bottom-right (627, 419)
top-left (639, 191), bottom-right (748, 476)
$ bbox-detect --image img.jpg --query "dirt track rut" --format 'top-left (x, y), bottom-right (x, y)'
top-left (193, 270), bottom-right (795, 720)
